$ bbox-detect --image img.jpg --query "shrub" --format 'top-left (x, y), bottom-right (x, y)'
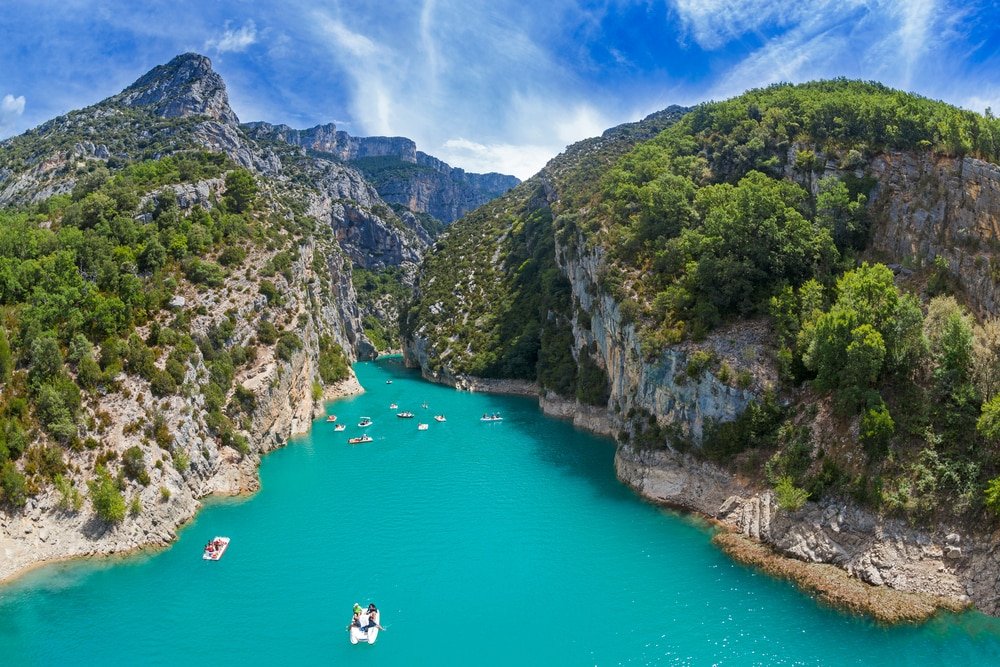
top-left (89, 466), bottom-right (126, 523)
top-left (257, 319), bottom-right (279, 345)
top-left (172, 449), bottom-right (190, 474)
top-left (276, 332), bottom-right (303, 362)
top-left (318, 335), bottom-right (349, 383)
top-left (159, 486), bottom-right (171, 502)
top-left (54, 474), bottom-right (84, 512)
top-left (686, 350), bottom-right (714, 379)
top-left (129, 494), bottom-right (142, 516)
top-left (150, 368), bottom-right (177, 396)
top-left (985, 477), bottom-right (1000, 515)
top-left (774, 476), bottom-right (809, 511)
top-left (0, 461), bottom-right (28, 508)
top-left (860, 401), bottom-right (895, 451)
top-left (122, 446), bottom-right (150, 485)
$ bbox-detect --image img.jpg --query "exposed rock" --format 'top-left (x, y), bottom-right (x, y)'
top-left (112, 53), bottom-right (240, 125)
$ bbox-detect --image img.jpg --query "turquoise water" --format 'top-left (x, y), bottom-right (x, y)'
top-left (2, 358), bottom-right (1000, 665)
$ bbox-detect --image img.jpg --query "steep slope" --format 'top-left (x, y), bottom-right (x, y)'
top-left (0, 53), bottom-right (425, 580)
top-left (405, 82), bottom-right (1000, 615)
top-left (245, 121), bottom-right (519, 224)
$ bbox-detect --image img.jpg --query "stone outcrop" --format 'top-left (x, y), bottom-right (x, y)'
top-left (112, 53), bottom-right (240, 125)
top-left (245, 121), bottom-right (519, 224)
top-left (867, 152), bottom-right (1000, 315)
top-left (244, 122), bottom-right (418, 162)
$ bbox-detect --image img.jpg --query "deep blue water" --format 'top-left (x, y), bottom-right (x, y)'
top-left (2, 357), bottom-right (1000, 665)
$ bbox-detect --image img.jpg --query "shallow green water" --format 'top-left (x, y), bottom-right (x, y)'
top-left (2, 357), bottom-right (1000, 665)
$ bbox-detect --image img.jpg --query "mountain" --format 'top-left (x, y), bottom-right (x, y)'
top-left (245, 121), bottom-right (519, 224)
top-left (0, 52), bottom-right (472, 580)
top-left (404, 81), bottom-right (1000, 616)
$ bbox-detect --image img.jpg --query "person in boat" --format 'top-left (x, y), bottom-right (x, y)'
top-left (365, 604), bottom-right (383, 631)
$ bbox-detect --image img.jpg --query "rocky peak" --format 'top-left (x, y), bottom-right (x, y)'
top-left (110, 53), bottom-right (239, 125)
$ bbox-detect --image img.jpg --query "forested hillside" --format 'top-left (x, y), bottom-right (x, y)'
top-left (407, 80), bottom-right (1000, 523)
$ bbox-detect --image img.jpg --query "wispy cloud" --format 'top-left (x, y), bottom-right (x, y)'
top-left (205, 20), bottom-right (257, 54)
top-left (0, 93), bottom-right (26, 136)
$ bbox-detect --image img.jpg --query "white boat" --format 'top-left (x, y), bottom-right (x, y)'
top-left (358, 417), bottom-right (373, 427)
top-left (348, 435), bottom-right (373, 445)
top-left (480, 415), bottom-right (503, 422)
top-left (203, 536), bottom-right (230, 561)
top-left (417, 423), bottom-right (429, 431)
top-left (334, 424), bottom-right (346, 432)
top-left (396, 412), bottom-right (415, 419)
top-left (389, 403), bottom-right (398, 409)
top-left (349, 610), bottom-right (381, 645)
top-left (434, 415), bottom-right (446, 422)
top-left (326, 415), bottom-right (337, 422)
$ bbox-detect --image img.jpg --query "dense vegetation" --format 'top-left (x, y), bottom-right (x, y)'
top-left (0, 149), bottom-right (327, 514)
top-left (410, 80), bottom-right (1000, 523)
top-left (406, 107), bottom-right (689, 397)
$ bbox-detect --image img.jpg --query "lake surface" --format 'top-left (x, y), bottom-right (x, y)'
top-left (2, 357), bottom-right (1000, 665)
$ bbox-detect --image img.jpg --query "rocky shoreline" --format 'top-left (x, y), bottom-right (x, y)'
top-left (396, 364), bottom-right (988, 622)
top-left (0, 376), bottom-right (363, 587)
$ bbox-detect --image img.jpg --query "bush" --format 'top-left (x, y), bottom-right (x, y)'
top-left (774, 475), bottom-right (809, 511)
top-left (150, 368), bottom-right (177, 396)
top-left (55, 474), bottom-right (84, 512)
top-left (257, 319), bottom-right (279, 345)
top-left (259, 280), bottom-right (282, 306)
top-left (985, 477), bottom-right (1000, 515)
top-left (860, 401), bottom-right (895, 451)
top-left (276, 332), bottom-right (303, 362)
top-left (89, 466), bottom-right (126, 523)
top-left (159, 486), bottom-right (171, 502)
top-left (122, 446), bottom-right (150, 485)
top-left (0, 461), bottom-right (28, 508)
top-left (318, 335), bottom-right (349, 383)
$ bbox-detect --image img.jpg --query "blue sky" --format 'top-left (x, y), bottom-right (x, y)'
top-left (1, 0), bottom-right (998, 178)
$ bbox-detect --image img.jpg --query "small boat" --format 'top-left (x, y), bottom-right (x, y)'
top-left (358, 417), bottom-right (373, 427)
top-left (386, 380), bottom-right (392, 384)
top-left (480, 414), bottom-right (503, 422)
top-left (434, 415), bottom-right (446, 422)
top-left (203, 536), bottom-right (230, 561)
top-left (417, 423), bottom-right (429, 431)
top-left (348, 435), bottom-right (373, 445)
top-left (389, 403), bottom-right (398, 409)
top-left (396, 412), bottom-right (415, 419)
top-left (349, 609), bottom-right (381, 645)
top-left (334, 424), bottom-right (346, 432)
top-left (326, 415), bottom-right (337, 422)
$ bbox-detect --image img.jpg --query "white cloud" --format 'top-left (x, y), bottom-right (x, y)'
top-left (438, 138), bottom-right (558, 180)
top-left (0, 93), bottom-right (26, 135)
top-left (205, 20), bottom-right (257, 54)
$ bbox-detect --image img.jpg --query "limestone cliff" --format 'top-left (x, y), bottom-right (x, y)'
top-left (404, 92), bottom-right (1000, 619)
top-left (0, 53), bottom-right (427, 581)
top-left (245, 121), bottom-right (519, 224)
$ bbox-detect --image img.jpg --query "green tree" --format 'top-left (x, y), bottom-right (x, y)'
top-left (223, 169), bottom-right (258, 213)
top-left (0, 461), bottom-right (28, 508)
top-left (0, 327), bottom-right (11, 383)
top-left (88, 465), bottom-right (126, 523)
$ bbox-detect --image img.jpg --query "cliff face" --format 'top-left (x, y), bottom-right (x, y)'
top-left (404, 96), bottom-right (1000, 616)
top-left (244, 122), bottom-right (418, 162)
top-left (246, 121), bottom-right (519, 224)
top-left (866, 152), bottom-right (1000, 314)
top-left (0, 53), bottom-right (429, 581)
